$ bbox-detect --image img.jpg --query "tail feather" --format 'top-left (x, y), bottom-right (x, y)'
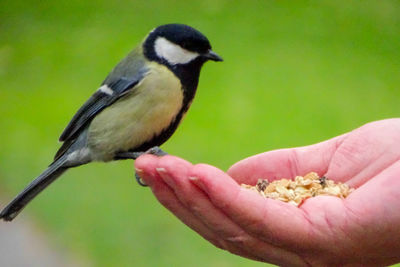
top-left (0, 157), bottom-right (68, 221)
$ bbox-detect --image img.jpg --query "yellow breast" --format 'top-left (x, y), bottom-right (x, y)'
top-left (87, 62), bottom-right (183, 160)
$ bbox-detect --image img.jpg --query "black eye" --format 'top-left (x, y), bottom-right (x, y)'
top-left (181, 41), bottom-right (191, 49)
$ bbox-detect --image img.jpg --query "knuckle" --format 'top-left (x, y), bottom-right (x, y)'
top-left (191, 163), bottom-right (212, 176)
top-left (193, 163), bottom-right (209, 169)
top-left (159, 155), bottom-right (178, 169)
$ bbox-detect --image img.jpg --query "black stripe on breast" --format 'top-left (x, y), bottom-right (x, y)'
top-left (130, 87), bottom-right (194, 152)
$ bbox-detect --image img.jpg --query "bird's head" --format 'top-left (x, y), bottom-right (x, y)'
top-left (143, 24), bottom-right (223, 67)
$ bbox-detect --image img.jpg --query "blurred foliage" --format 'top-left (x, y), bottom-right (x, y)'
top-left (0, 0), bottom-right (400, 266)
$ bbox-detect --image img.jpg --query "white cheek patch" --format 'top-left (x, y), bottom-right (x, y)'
top-left (154, 37), bottom-right (199, 65)
top-left (98, 84), bottom-right (113, 95)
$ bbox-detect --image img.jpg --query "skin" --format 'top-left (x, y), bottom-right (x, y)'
top-left (135, 118), bottom-right (400, 266)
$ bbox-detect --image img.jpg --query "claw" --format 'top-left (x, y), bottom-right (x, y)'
top-left (115, 146), bottom-right (168, 186)
top-left (134, 146), bottom-right (167, 186)
top-left (135, 172), bottom-right (147, 187)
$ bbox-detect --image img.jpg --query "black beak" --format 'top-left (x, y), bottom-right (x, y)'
top-left (203, 50), bottom-right (223, 62)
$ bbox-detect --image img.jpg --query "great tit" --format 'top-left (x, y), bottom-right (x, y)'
top-left (0, 24), bottom-right (223, 221)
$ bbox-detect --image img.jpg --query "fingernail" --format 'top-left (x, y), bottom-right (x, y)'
top-left (189, 176), bottom-right (205, 191)
top-left (156, 167), bottom-right (166, 173)
top-left (135, 168), bottom-right (144, 175)
top-left (156, 167), bottom-right (175, 187)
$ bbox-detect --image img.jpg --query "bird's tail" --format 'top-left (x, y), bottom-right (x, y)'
top-left (0, 157), bottom-right (68, 221)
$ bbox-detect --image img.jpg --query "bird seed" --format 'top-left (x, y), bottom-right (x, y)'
top-left (241, 172), bottom-right (354, 206)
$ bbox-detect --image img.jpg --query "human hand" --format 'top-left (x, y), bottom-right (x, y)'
top-left (135, 119), bottom-right (400, 266)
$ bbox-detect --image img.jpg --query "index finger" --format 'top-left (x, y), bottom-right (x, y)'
top-left (228, 134), bottom-right (348, 185)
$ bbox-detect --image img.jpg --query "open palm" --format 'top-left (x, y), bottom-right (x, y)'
top-left (135, 119), bottom-right (400, 266)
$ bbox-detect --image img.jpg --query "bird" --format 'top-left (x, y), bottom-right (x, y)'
top-left (0, 23), bottom-right (223, 221)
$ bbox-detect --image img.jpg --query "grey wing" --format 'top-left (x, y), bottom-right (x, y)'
top-left (59, 47), bottom-right (148, 143)
top-left (59, 78), bottom-right (142, 142)
top-left (54, 76), bottom-right (145, 161)
top-left (54, 46), bottom-right (148, 161)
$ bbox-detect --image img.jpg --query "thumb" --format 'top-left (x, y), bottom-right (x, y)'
top-left (227, 134), bottom-right (347, 185)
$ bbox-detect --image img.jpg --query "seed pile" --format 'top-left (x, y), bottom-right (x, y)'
top-left (241, 172), bottom-right (354, 206)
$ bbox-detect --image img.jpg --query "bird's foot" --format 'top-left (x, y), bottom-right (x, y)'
top-left (115, 147), bottom-right (168, 187)
top-left (145, 146), bottom-right (168, 157)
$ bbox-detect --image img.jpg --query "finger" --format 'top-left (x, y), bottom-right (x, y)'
top-left (155, 157), bottom-right (307, 265)
top-left (326, 120), bottom-right (400, 186)
top-left (228, 134), bottom-right (348, 185)
top-left (135, 154), bottom-right (161, 186)
top-left (189, 163), bottom-right (316, 251)
top-left (154, 156), bottom-right (265, 260)
top-left (155, 156), bottom-right (245, 240)
top-left (135, 155), bottom-right (223, 247)
top-left (137, 156), bottom-right (264, 261)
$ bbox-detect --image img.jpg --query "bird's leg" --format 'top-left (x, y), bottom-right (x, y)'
top-left (114, 151), bottom-right (143, 160)
top-left (114, 146), bottom-right (168, 160)
top-left (114, 146), bottom-right (168, 187)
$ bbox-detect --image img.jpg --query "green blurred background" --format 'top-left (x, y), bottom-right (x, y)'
top-left (1, 0), bottom-right (399, 266)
